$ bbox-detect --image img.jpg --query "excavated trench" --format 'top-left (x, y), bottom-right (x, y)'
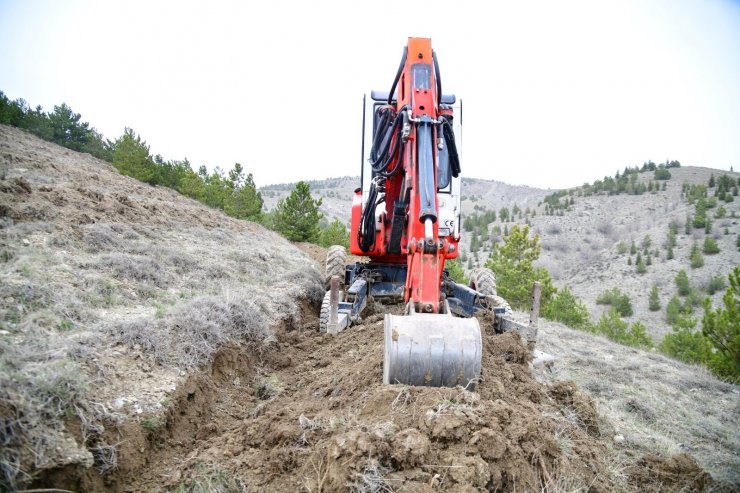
top-left (34, 299), bottom-right (713, 493)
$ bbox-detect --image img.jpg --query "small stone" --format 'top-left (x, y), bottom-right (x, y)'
top-left (22, 239), bottom-right (30, 246)
top-left (613, 434), bottom-right (625, 444)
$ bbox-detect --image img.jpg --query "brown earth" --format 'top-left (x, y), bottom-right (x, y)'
top-left (38, 302), bottom-right (718, 492)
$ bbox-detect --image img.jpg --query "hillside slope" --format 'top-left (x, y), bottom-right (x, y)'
top-left (263, 167), bottom-right (740, 342)
top-left (1, 125), bottom-right (736, 491)
top-left (0, 124), bottom-right (323, 489)
top-left (260, 176), bottom-right (552, 226)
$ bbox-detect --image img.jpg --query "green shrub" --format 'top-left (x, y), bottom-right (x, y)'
top-left (666, 295), bottom-right (682, 324)
top-left (446, 259), bottom-right (468, 285)
top-left (616, 241), bottom-right (628, 254)
top-left (273, 181), bottom-right (323, 242)
top-left (660, 316), bottom-right (712, 365)
top-left (649, 285), bottom-right (661, 311)
top-left (690, 242), bottom-right (704, 268)
top-left (594, 308), bottom-right (653, 348)
top-left (630, 240), bottom-right (637, 255)
top-left (685, 288), bottom-right (703, 308)
top-left (701, 268), bottom-right (740, 382)
top-left (543, 286), bottom-right (591, 331)
top-left (703, 237), bottom-right (720, 254)
top-left (485, 225), bottom-right (555, 310)
top-left (676, 269), bottom-right (690, 296)
top-left (654, 168), bottom-right (671, 180)
top-left (636, 258), bottom-right (647, 274)
top-left (706, 274), bottom-right (726, 295)
top-left (318, 219), bottom-right (349, 248)
top-left (596, 287), bottom-right (633, 316)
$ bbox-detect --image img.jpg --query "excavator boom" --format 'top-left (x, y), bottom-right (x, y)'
top-left (321, 38), bottom-right (517, 388)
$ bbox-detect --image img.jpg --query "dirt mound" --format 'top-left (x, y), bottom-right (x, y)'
top-left (626, 453), bottom-right (714, 492)
top-left (96, 308), bottom-right (613, 492)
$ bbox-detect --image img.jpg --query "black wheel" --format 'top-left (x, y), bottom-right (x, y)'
top-left (325, 245), bottom-right (347, 287)
top-left (319, 290), bottom-right (331, 333)
top-left (470, 267), bottom-right (512, 315)
top-left (469, 267), bottom-right (497, 296)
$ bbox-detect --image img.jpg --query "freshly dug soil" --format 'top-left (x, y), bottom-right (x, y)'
top-left (112, 306), bottom-right (615, 492)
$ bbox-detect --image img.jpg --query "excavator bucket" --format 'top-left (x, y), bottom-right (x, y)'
top-left (383, 309), bottom-right (482, 387)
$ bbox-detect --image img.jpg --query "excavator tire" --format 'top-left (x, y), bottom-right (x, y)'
top-left (319, 291), bottom-right (331, 333)
top-left (469, 267), bottom-right (512, 315)
top-left (325, 245), bottom-right (347, 288)
top-left (469, 267), bottom-right (497, 295)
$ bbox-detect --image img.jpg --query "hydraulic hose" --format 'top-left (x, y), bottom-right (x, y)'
top-left (369, 107), bottom-right (406, 178)
top-left (432, 50), bottom-right (442, 109)
top-left (439, 116), bottom-right (460, 177)
top-left (358, 177), bottom-right (386, 252)
top-left (387, 47), bottom-right (408, 104)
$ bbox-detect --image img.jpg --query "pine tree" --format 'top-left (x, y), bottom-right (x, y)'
top-left (630, 240), bottom-right (637, 255)
top-left (223, 167), bottom-right (263, 220)
top-left (112, 128), bottom-right (156, 184)
top-left (274, 181), bottom-right (323, 242)
top-left (701, 267), bottom-right (739, 382)
top-left (676, 269), bottom-right (690, 295)
top-left (635, 252), bottom-right (646, 273)
top-left (703, 237), bottom-right (720, 254)
top-left (649, 285), bottom-right (661, 311)
top-left (318, 219), bottom-right (349, 248)
top-left (690, 242), bottom-right (704, 268)
top-left (485, 225), bottom-right (555, 310)
top-left (666, 295), bottom-right (682, 324)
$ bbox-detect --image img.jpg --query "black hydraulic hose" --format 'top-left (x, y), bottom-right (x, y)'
top-left (440, 116), bottom-right (460, 177)
top-left (387, 47), bottom-right (408, 104)
top-left (432, 50), bottom-right (442, 108)
top-left (358, 179), bottom-right (387, 252)
top-left (369, 108), bottom-right (406, 178)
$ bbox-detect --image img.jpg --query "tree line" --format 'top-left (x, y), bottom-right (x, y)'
top-left (0, 91), bottom-right (349, 247)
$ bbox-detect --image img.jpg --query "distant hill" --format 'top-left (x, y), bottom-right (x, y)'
top-left (261, 166), bottom-right (740, 341)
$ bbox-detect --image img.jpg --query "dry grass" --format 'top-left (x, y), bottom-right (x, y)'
top-left (0, 124), bottom-right (323, 489)
top-left (532, 316), bottom-right (740, 486)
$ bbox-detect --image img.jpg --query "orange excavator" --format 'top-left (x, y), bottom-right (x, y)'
top-left (321, 38), bottom-right (528, 387)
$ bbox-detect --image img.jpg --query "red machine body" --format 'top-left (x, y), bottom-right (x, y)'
top-left (350, 37), bottom-right (459, 314)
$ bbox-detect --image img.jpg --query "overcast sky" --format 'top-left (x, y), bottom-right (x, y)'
top-left (1, 0), bottom-right (739, 189)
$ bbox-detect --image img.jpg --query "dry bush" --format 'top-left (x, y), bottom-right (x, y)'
top-left (82, 223), bottom-right (125, 252)
top-left (596, 221), bottom-right (612, 235)
top-left (0, 336), bottom-right (89, 491)
top-left (542, 238), bottom-right (570, 254)
top-left (97, 252), bottom-right (169, 287)
top-left (107, 267), bottom-right (323, 370)
top-left (546, 223), bottom-right (563, 235)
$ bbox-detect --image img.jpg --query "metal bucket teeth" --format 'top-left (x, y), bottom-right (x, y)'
top-left (383, 313), bottom-right (482, 387)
